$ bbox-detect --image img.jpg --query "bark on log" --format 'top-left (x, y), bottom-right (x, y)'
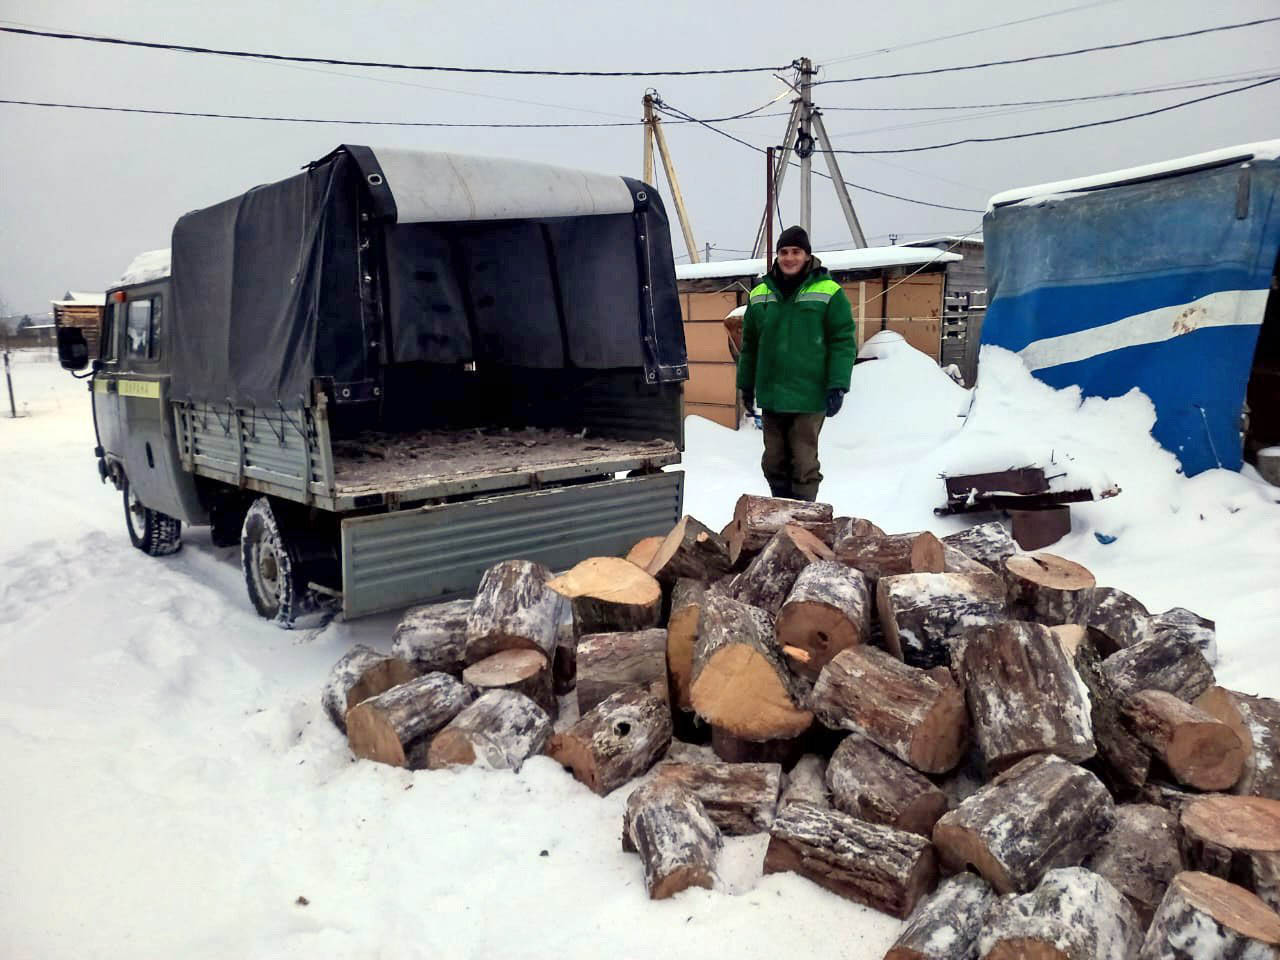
top-left (667, 579), bottom-right (706, 712)
top-left (1083, 803), bottom-right (1183, 928)
top-left (624, 535), bottom-right (665, 571)
top-left (1123, 689), bottom-right (1244, 791)
top-left (932, 753), bottom-right (1115, 894)
top-left (575, 628), bottom-right (668, 716)
top-left (775, 560), bottom-right (871, 681)
top-left (709, 726), bottom-right (805, 768)
top-left (885, 872), bottom-right (994, 960)
top-left (322, 644), bottom-right (422, 734)
top-left (552, 598), bottom-right (578, 696)
top-left (1136, 781), bottom-right (1204, 818)
top-left (1004, 552), bottom-right (1096, 626)
top-left (689, 593), bottom-right (813, 742)
top-left (1071, 632), bottom-right (1151, 797)
top-left (426, 690), bottom-right (552, 771)
top-left (977, 866), bottom-right (1143, 960)
top-left (957, 620), bottom-right (1095, 773)
top-left (1152, 606), bottom-right (1217, 666)
top-left (825, 733), bottom-right (948, 837)
top-left (1181, 795), bottom-right (1280, 912)
top-left (779, 754), bottom-right (830, 810)
top-left (390, 598), bottom-right (472, 676)
top-left (1087, 586), bottom-right (1152, 657)
top-left (1103, 633), bottom-right (1215, 704)
top-left (622, 778), bottom-right (721, 899)
top-left (345, 672), bottom-right (474, 768)
top-left (835, 531), bottom-right (945, 583)
top-left (547, 688), bottom-right (672, 796)
top-left (646, 515), bottom-right (733, 586)
top-left (877, 571), bottom-right (1007, 670)
top-left (941, 543), bottom-right (995, 577)
top-left (942, 521), bottom-right (1016, 574)
top-left (653, 760), bottom-right (781, 835)
top-left (1138, 871), bottom-right (1280, 959)
top-left (763, 801), bottom-right (937, 919)
top-left (727, 495), bottom-right (835, 566)
top-left (833, 516), bottom-right (885, 544)
top-left (462, 648), bottom-right (556, 718)
top-left (464, 559), bottom-right (568, 666)
top-left (1195, 686), bottom-right (1280, 800)
top-left (547, 557), bottom-right (662, 635)
top-left (731, 524), bottom-right (834, 617)
top-left (809, 646), bottom-right (969, 775)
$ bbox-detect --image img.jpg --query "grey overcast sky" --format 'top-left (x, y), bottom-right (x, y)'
top-left (1, 0), bottom-right (1278, 316)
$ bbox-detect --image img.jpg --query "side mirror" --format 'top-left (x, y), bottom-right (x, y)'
top-left (57, 326), bottom-right (89, 371)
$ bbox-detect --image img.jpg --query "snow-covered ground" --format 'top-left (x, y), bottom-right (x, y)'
top-left (2, 345), bottom-right (1277, 958)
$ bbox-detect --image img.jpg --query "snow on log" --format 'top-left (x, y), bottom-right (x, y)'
top-left (390, 598), bottom-right (472, 676)
top-left (462, 648), bottom-right (557, 718)
top-left (1180, 795), bottom-right (1280, 912)
top-left (877, 571), bottom-right (1007, 670)
top-left (957, 620), bottom-right (1095, 772)
top-left (1138, 871), bottom-right (1280, 959)
top-left (653, 760), bottom-right (781, 835)
top-left (1083, 803), bottom-right (1183, 928)
top-left (726, 495), bottom-right (835, 567)
top-left (825, 732), bottom-right (948, 837)
top-left (322, 644), bottom-right (422, 734)
top-left (1004, 552), bottom-right (1096, 626)
top-left (645, 515), bottom-right (733, 586)
top-left (547, 557), bottom-right (662, 634)
top-left (426, 690), bottom-right (552, 771)
top-left (1195, 686), bottom-right (1280, 800)
top-left (932, 753), bottom-right (1115, 894)
top-left (835, 531), bottom-right (945, 583)
top-left (1123, 689), bottom-right (1244, 791)
top-left (731, 524), bottom-right (834, 617)
top-left (547, 688), bottom-right (672, 796)
top-left (884, 872), bottom-right (994, 960)
top-left (977, 866), bottom-right (1143, 960)
top-left (689, 592), bottom-right (813, 742)
top-left (941, 543), bottom-right (995, 577)
top-left (575, 628), bottom-right (668, 716)
top-left (1086, 586), bottom-right (1152, 656)
top-left (624, 535), bottom-right (665, 571)
top-left (763, 801), bottom-right (937, 919)
top-left (1102, 632), bottom-right (1215, 704)
top-left (1152, 606), bottom-right (1217, 666)
top-left (775, 559), bottom-right (871, 681)
top-left (809, 646), bottom-right (969, 775)
top-left (345, 672), bottom-right (474, 768)
top-left (832, 516), bottom-right (885, 544)
top-left (667, 579), bottom-right (706, 712)
top-left (464, 559), bottom-right (568, 666)
top-left (622, 778), bottom-right (721, 899)
top-left (941, 522), bottom-right (1016, 573)
top-left (779, 754), bottom-right (830, 810)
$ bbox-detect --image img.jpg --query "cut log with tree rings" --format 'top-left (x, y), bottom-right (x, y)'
top-left (1195, 686), bottom-right (1280, 800)
top-left (775, 559), bottom-right (871, 681)
top-left (1123, 689), bottom-right (1243, 791)
top-left (645, 515), bottom-right (732, 586)
top-left (1102, 632), bottom-right (1215, 703)
top-left (1004, 552), bottom-right (1096, 626)
top-left (575, 628), bottom-right (668, 716)
top-left (730, 524), bottom-right (833, 617)
top-left (322, 644), bottom-right (422, 734)
top-left (426, 690), bottom-right (552, 772)
top-left (464, 559), bottom-right (568, 666)
top-left (1087, 586), bottom-right (1152, 657)
top-left (832, 516), bottom-right (885, 544)
top-left (390, 598), bottom-right (472, 676)
top-left (877, 571), bottom-right (1006, 670)
top-left (345, 672), bottom-right (474, 769)
top-left (1139, 871), bottom-right (1280, 959)
top-left (622, 778), bottom-right (721, 900)
top-left (653, 760), bottom-right (781, 835)
top-left (941, 521), bottom-right (1016, 574)
top-left (727, 495), bottom-right (835, 566)
top-left (1180, 795), bottom-right (1280, 911)
top-left (1083, 803), bottom-right (1183, 928)
top-left (548, 557), bottom-right (662, 634)
top-left (547, 688), bottom-right (672, 796)
top-left (885, 872), bottom-right (994, 960)
top-left (667, 578), bottom-right (707, 712)
top-left (462, 648), bottom-right (556, 718)
top-left (624, 535), bottom-right (665, 571)
top-left (825, 733), bottom-right (948, 837)
top-left (835, 531), bottom-right (945, 583)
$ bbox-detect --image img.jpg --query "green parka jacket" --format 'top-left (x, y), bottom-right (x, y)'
top-left (736, 258), bottom-right (856, 414)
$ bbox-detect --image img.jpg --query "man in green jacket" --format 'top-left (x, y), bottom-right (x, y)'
top-left (736, 225), bottom-right (856, 502)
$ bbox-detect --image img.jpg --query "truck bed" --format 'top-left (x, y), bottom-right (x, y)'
top-left (331, 426), bottom-right (680, 500)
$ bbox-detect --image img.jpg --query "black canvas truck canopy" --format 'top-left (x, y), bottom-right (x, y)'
top-left (169, 144), bottom-right (688, 409)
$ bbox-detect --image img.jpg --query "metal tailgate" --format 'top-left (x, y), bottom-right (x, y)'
top-left (339, 471), bottom-right (683, 618)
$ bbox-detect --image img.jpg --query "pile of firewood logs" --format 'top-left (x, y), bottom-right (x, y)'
top-left (321, 494), bottom-right (1280, 959)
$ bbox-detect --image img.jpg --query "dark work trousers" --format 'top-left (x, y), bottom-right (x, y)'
top-left (761, 411), bottom-right (825, 501)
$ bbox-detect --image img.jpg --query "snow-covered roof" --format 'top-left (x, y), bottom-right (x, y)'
top-left (52, 291), bottom-right (105, 306)
top-left (675, 245), bottom-right (961, 282)
top-left (905, 235), bottom-right (984, 247)
top-left (988, 139), bottom-right (1280, 210)
top-left (117, 248), bottom-right (171, 286)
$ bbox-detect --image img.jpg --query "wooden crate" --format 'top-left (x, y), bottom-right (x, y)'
top-left (684, 322), bottom-right (734, 363)
top-left (685, 361), bottom-right (737, 405)
top-left (685, 402), bottom-right (738, 429)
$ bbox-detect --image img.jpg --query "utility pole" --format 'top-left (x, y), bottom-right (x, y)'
top-left (765, 147), bottom-right (775, 258)
top-left (642, 92), bottom-right (700, 263)
top-left (705, 242), bottom-right (712, 262)
top-left (797, 57), bottom-right (815, 235)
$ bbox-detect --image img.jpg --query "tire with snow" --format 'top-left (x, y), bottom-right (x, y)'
top-left (123, 476), bottom-right (183, 556)
top-left (240, 497), bottom-right (309, 627)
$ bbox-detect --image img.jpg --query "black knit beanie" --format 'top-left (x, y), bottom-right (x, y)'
top-left (776, 225), bottom-right (811, 254)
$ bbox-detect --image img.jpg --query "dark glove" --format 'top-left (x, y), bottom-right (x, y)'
top-left (741, 388), bottom-right (755, 412)
top-left (825, 388), bottom-right (846, 418)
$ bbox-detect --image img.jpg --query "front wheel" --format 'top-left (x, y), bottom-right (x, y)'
top-left (240, 497), bottom-right (308, 627)
top-left (123, 476), bottom-right (182, 556)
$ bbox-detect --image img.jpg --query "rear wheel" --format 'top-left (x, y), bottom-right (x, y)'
top-left (240, 497), bottom-right (308, 627)
top-left (123, 476), bottom-right (183, 556)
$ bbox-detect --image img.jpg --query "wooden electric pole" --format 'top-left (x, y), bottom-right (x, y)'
top-left (642, 93), bottom-right (700, 264)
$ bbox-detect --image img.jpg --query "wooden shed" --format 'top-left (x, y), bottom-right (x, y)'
top-left (675, 246), bottom-right (964, 428)
top-left (50, 291), bottom-right (106, 358)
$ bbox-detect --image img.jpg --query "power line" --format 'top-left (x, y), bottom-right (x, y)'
top-left (816, 16), bottom-right (1280, 85)
top-left (816, 75), bottom-right (1280, 154)
top-left (0, 25), bottom-right (791, 77)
